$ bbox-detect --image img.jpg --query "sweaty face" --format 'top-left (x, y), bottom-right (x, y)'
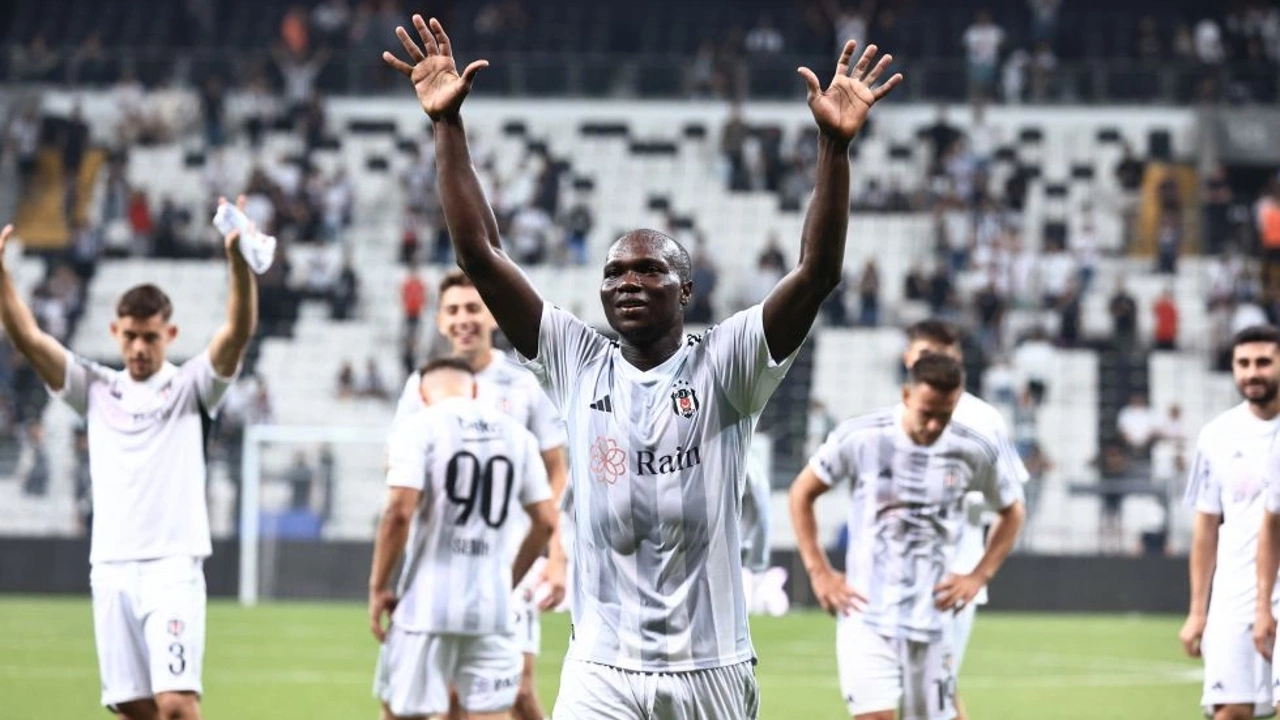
top-left (437, 286), bottom-right (497, 356)
top-left (1233, 341), bottom-right (1280, 406)
top-left (901, 383), bottom-right (963, 446)
top-left (111, 314), bottom-right (175, 381)
top-left (599, 235), bottom-right (689, 343)
top-left (903, 339), bottom-right (962, 370)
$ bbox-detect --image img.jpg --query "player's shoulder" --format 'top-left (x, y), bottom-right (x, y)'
top-left (955, 392), bottom-right (1007, 431)
top-left (830, 406), bottom-right (897, 443)
top-left (695, 305), bottom-right (761, 344)
top-left (947, 419), bottom-right (1002, 460)
top-left (1198, 403), bottom-right (1246, 444)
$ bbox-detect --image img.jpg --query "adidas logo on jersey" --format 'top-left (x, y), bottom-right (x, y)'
top-left (590, 395), bottom-right (613, 412)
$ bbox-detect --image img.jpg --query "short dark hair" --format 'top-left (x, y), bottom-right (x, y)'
top-left (116, 284), bottom-right (173, 321)
top-left (438, 269), bottom-right (474, 302)
top-left (615, 229), bottom-right (692, 284)
top-left (905, 319), bottom-right (961, 347)
top-left (418, 357), bottom-right (474, 377)
top-left (1232, 325), bottom-right (1280, 352)
top-left (907, 353), bottom-right (965, 393)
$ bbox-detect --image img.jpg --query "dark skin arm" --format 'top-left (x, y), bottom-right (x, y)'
top-left (384, 15), bottom-right (542, 358)
top-left (760, 41), bottom-right (902, 362)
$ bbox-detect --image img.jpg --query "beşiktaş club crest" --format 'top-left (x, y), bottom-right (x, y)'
top-left (670, 380), bottom-right (699, 418)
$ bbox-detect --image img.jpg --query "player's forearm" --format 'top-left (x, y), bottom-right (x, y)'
top-left (433, 117), bottom-right (503, 268)
top-left (0, 268), bottom-right (65, 388)
top-left (211, 252), bottom-right (257, 375)
top-left (512, 522), bottom-right (554, 587)
top-left (789, 491), bottom-right (834, 576)
top-left (1188, 517), bottom-right (1218, 616)
top-left (796, 135), bottom-right (851, 291)
top-left (368, 512), bottom-right (410, 592)
top-left (971, 501), bottom-right (1025, 583)
top-left (1259, 512), bottom-right (1280, 615)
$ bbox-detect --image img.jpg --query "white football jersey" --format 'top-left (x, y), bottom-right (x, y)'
top-left (385, 397), bottom-right (551, 635)
top-left (739, 445), bottom-right (772, 573)
top-left (810, 404), bottom-right (1023, 643)
top-left (948, 392), bottom-right (1029, 605)
top-left (522, 303), bottom-right (797, 672)
top-left (393, 350), bottom-right (565, 565)
top-left (50, 350), bottom-right (235, 564)
top-left (1189, 402), bottom-right (1280, 622)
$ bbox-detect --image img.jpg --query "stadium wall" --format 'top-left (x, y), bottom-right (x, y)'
top-left (0, 539), bottom-right (1187, 613)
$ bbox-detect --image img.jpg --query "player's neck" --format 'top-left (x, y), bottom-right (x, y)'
top-left (459, 347), bottom-right (495, 373)
top-left (618, 326), bottom-right (684, 371)
top-left (1247, 399), bottom-right (1280, 422)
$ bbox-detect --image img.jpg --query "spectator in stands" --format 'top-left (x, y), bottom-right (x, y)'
top-left (1152, 288), bottom-right (1179, 350)
top-left (687, 241), bottom-right (719, 324)
top-left (312, 0), bottom-right (352, 49)
top-left (318, 444), bottom-right (336, 523)
top-left (1027, 0), bottom-right (1061, 49)
top-left (242, 73), bottom-right (277, 150)
top-left (9, 34), bottom-right (57, 82)
top-left (926, 263), bottom-right (955, 317)
top-left (857, 259), bottom-right (879, 327)
top-left (1001, 47), bottom-right (1029, 103)
top-left (919, 104), bottom-right (961, 177)
top-left (1057, 279), bottom-right (1082, 348)
top-left (273, 45), bottom-right (330, 121)
top-left (822, 273), bottom-right (850, 327)
top-left (1117, 393), bottom-right (1156, 457)
top-left (330, 259), bottom-right (359, 320)
top-left (20, 421), bottom-right (48, 497)
top-left (1038, 241), bottom-right (1077, 309)
top-left (560, 192), bottom-right (593, 266)
top-left (1072, 218), bottom-right (1099, 292)
top-left (509, 204), bottom-right (552, 265)
top-left (61, 104), bottom-right (89, 224)
top-left (1114, 142), bottom-right (1145, 253)
top-left (962, 9), bottom-right (1005, 101)
top-left (7, 104), bottom-right (40, 200)
top-left (1202, 162), bottom-right (1232, 255)
top-left (721, 104), bottom-right (751, 191)
top-left (973, 276), bottom-right (1005, 354)
top-left (1096, 440), bottom-right (1131, 553)
top-left (1135, 15), bottom-right (1164, 64)
top-left (201, 76), bottom-right (227, 150)
top-left (73, 426), bottom-right (91, 535)
top-left (1108, 278), bottom-right (1139, 351)
top-left (401, 263), bottom-right (427, 344)
top-left (336, 360), bottom-right (356, 399)
top-left (286, 450), bottom-right (314, 512)
top-left (1155, 214), bottom-right (1181, 274)
top-left (1028, 41), bottom-right (1057, 102)
top-left (904, 260), bottom-right (927, 301)
top-left (1257, 178), bottom-right (1280, 287)
top-left (746, 13), bottom-right (785, 54)
top-left (360, 357), bottom-right (390, 400)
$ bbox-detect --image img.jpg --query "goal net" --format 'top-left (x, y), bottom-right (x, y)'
top-left (237, 424), bottom-right (388, 606)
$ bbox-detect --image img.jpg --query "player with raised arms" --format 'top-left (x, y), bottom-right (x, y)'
top-left (789, 354), bottom-right (1025, 720)
top-left (370, 358), bottom-right (559, 720)
top-left (382, 13), bottom-right (901, 718)
top-left (0, 200), bottom-right (258, 720)
top-left (899, 320), bottom-right (1029, 720)
top-left (390, 269), bottom-right (569, 720)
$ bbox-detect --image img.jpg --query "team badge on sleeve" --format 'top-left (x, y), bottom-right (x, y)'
top-left (670, 381), bottom-right (699, 418)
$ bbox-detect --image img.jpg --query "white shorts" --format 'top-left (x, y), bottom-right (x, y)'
top-left (1201, 619), bottom-right (1273, 716)
top-left (949, 603), bottom-right (979, 675)
top-left (837, 615), bottom-right (957, 720)
top-left (510, 596), bottom-right (542, 656)
top-left (553, 657), bottom-right (759, 720)
top-left (90, 557), bottom-right (207, 708)
top-left (374, 628), bottom-right (522, 717)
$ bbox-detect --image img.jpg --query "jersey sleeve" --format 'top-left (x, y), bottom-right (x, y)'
top-left (185, 351), bottom-right (239, 413)
top-left (987, 410), bottom-right (1031, 485)
top-left (704, 304), bottom-right (799, 417)
top-left (808, 423), bottom-right (859, 487)
top-left (519, 304), bottom-right (610, 410)
top-left (1185, 429), bottom-right (1223, 514)
top-left (47, 349), bottom-right (100, 417)
top-left (385, 414), bottom-right (431, 491)
top-left (391, 372), bottom-right (422, 426)
top-left (517, 429), bottom-right (553, 507)
top-left (527, 382), bottom-right (568, 451)
top-left (973, 444), bottom-right (1024, 511)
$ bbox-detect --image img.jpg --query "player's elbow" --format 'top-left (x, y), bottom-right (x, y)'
top-left (530, 508), bottom-right (557, 543)
top-left (795, 263), bottom-right (842, 297)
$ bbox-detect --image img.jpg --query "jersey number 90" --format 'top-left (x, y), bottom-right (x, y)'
top-left (445, 451), bottom-right (515, 529)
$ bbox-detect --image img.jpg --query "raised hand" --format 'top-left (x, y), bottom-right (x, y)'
top-left (382, 15), bottom-right (489, 122)
top-left (798, 40), bottom-right (903, 143)
top-left (216, 195), bottom-right (249, 255)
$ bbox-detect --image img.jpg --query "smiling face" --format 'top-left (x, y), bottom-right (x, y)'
top-left (599, 231), bottom-right (691, 344)
top-left (1233, 340), bottom-right (1280, 407)
top-left (437, 284), bottom-right (497, 357)
top-left (111, 313), bottom-right (177, 381)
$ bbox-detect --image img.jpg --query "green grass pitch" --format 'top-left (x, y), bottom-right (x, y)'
top-left (0, 596), bottom-right (1200, 719)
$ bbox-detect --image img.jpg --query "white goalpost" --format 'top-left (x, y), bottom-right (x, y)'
top-left (238, 423), bottom-right (388, 606)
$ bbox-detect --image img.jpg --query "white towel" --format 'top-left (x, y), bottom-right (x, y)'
top-left (212, 203), bottom-right (277, 275)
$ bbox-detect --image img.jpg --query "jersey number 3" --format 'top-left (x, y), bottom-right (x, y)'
top-left (445, 451), bottom-right (515, 529)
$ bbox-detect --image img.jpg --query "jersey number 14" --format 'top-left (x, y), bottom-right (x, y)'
top-left (445, 451), bottom-right (515, 529)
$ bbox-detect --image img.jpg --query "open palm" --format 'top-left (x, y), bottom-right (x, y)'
top-left (383, 15), bottom-right (488, 122)
top-left (799, 41), bottom-right (903, 142)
